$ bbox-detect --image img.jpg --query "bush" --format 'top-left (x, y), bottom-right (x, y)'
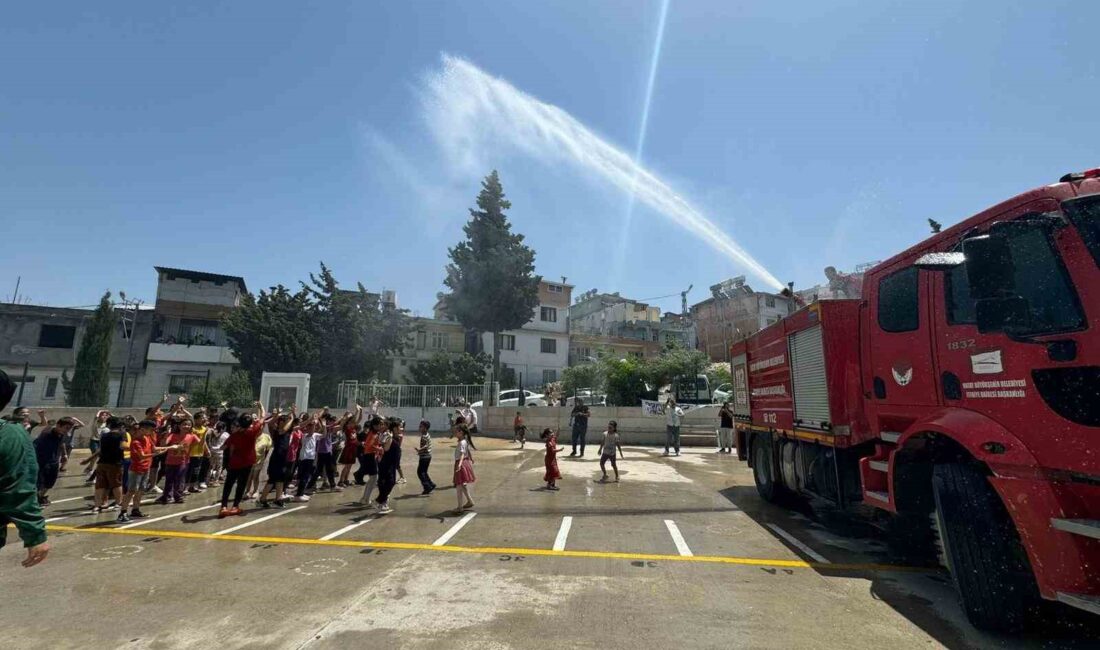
top-left (188, 370), bottom-right (255, 409)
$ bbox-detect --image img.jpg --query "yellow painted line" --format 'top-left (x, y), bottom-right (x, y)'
top-left (44, 524), bottom-right (925, 573)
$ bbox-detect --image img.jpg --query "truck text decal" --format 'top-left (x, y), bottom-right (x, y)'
top-left (962, 378), bottom-right (1026, 399)
top-left (750, 355), bottom-right (785, 372)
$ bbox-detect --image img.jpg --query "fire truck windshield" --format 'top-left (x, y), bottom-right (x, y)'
top-left (946, 220), bottom-right (1085, 335)
top-left (1065, 194), bottom-right (1100, 268)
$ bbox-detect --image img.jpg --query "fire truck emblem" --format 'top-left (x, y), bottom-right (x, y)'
top-left (891, 361), bottom-right (913, 387)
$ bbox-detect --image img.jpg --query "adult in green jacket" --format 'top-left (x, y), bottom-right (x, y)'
top-left (0, 369), bottom-right (49, 567)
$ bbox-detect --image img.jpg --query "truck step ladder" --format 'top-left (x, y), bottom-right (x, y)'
top-left (868, 460), bottom-right (889, 473)
top-left (1051, 518), bottom-right (1100, 540)
top-left (880, 431), bottom-right (901, 444)
top-left (1056, 592), bottom-right (1100, 616)
top-left (864, 490), bottom-right (890, 504)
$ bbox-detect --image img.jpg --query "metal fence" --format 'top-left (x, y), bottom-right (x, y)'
top-left (335, 382), bottom-right (499, 409)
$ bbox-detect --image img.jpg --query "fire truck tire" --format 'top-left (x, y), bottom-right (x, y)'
top-left (932, 462), bottom-right (1040, 632)
top-left (752, 434), bottom-right (783, 503)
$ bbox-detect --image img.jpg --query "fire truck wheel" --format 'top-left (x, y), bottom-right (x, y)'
top-left (932, 462), bottom-right (1040, 632)
top-left (752, 434), bottom-right (783, 503)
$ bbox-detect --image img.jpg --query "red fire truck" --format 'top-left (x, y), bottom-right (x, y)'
top-left (732, 168), bottom-right (1100, 631)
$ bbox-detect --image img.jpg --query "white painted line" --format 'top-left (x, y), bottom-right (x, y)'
top-left (553, 516), bottom-right (573, 551)
top-left (49, 495), bottom-right (91, 504)
top-left (118, 504), bottom-right (218, 530)
top-left (664, 520), bottom-right (693, 557)
top-left (767, 523), bottom-right (830, 564)
top-left (319, 517), bottom-right (374, 541)
top-left (433, 512), bottom-right (477, 546)
top-left (214, 506), bottom-right (307, 536)
top-left (45, 516), bottom-right (72, 523)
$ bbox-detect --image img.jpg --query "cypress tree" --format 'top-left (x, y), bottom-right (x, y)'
top-left (64, 291), bottom-right (117, 406)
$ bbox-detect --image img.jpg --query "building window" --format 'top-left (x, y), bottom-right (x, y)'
top-left (168, 375), bottom-right (206, 394)
top-left (540, 306), bottom-right (558, 322)
top-left (543, 369), bottom-right (557, 384)
top-left (38, 324), bottom-right (76, 349)
top-left (179, 319), bottom-right (218, 345)
top-left (547, 284), bottom-right (563, 293)
top-left (651, 329), bottom-right (658, 341)
top-left (501, 334), bottom-right (516, 351)
top-left (430, 332), bottom-right (450, 350)
top-left (43, 377), bottom-right (59, 399)
top-left (629, 351), bottom-right (644, 359)
top-left (540, 338), bottom-right (557, 354)
top-left (877, 267), bottom-right (920, 333)
top-left (765, 295), bottom-right (776, 308)
top-left (415, 331), bottom-right (427, 350)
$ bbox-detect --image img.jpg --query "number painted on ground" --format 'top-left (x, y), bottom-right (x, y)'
top-left (630, 560), bottom-right (658, 568)
top-left (84, 545), bottom-right (144, 561)
top-left (498, 555), bottom-right (526, 562)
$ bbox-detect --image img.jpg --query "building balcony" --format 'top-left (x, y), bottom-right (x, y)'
top-left (147, 342), bottom-right (238, 365)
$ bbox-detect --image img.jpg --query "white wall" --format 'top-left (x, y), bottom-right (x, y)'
top-left (156, 275), bottom-right (241, 308)
top-left (482, 329), bottom-right (568, 386)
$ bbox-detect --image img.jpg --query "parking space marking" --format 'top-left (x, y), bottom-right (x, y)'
top-left (766, 524), bottom-right (830, 564)
top-left (433, 512), bottom-right (477, 546)
top-left (45, 515), bottom-right (73, 523)
top-left (118, 504), bottom-right (219, 530)
top-left (319, 517), bottom-right (374, 541)
top-left (46, 523), bottom-right (924, 573)
top-left (214, 506), bottom-right (307, 536)
top-left (553, 516), bottom-right (573, 551)
top-left (49, 495), bottom-right (90, 504)
top-left (664, 520), bottom-right (693, 557)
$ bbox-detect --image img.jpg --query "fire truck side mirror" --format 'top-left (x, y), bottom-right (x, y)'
top-left (963, 232), bottom-right (1033, 334)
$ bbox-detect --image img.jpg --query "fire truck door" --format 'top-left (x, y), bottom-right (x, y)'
top-left (866, 265), bottom-right (940, 408)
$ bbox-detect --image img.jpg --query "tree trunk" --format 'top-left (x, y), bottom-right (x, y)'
top-left (492, 331), bottom-right (501, 405)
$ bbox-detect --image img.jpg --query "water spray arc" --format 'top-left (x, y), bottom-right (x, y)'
top-left (424, 55), bottom-right (785, 292)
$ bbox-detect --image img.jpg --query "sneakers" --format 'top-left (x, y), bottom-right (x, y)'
top-left (151, 486), bottom-right (163, 494)
top-left (130, 509), bottom-right (148, 519)
top-left (355, 499), bottom-right (375, 508)
top-left (675, 451), bottom-right (681, 456)
top-left (569, 452), bottom-right (577, 457)
top-left (272, 500), bottom-right (286, 509)
top-left (218, 507), bottom-right (232, 519)
top-left (187, 487), bottom-right (200, 494)
top-left (333, 486), bottom-right (344, 492)
top-left (116, 512), bottom-right (131, 523)
top-left (259, 500), bottom-right (270, 509)
top-left (233, 507), bottom-right (245, 516)
top-left (462, 501), bottom-right (475, 509)
top-left (292, 495), bottom-right (310, 503)
top-left (199, 482), bottom-right (208, 489)
top-left (377, 503), bottom-right (392, 514)
top-left (397, 477), bottom-right (406, 485)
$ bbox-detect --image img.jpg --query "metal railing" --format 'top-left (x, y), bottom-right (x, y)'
top-left (336, 382), bottom-right (500, 408)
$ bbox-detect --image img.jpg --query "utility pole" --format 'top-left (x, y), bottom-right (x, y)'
top-left (11, 276), bottom-right (20, 304)
top-left (117, 293), bottom-right (144, 408)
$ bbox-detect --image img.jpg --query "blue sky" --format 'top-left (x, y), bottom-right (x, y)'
top-left (3, 2), bottom-right (1097, 315)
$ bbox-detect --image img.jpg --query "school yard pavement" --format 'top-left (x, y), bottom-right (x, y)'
top-left (2, 439), bottom-right (1096, 649)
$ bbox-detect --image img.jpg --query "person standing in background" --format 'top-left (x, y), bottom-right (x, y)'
top-left (0, 370), bottom-right (49, 568)
top-left (663, 398), bottom-right (684, 457)
top-left (717, 401), bottom-right (734, 454)
top-left (568, 398), bottom-right (590, 457)
top-left (413, 420), bottom-right (435, 495)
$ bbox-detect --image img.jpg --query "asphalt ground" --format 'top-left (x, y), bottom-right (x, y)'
top-left (2, 438), bottom-right (1096, 649)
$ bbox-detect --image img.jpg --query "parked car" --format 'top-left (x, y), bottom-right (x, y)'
top-left (470, 389), bottom-right (548, 408)
top-left (711, 383), bottom-right (732, 404)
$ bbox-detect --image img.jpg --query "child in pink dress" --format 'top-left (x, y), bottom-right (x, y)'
top-left (452, 425), bottom-right (476, 514)
top-left (541, 428), bottom-right (563, 491)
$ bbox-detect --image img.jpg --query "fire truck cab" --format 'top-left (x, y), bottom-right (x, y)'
top-left (733, 169), bottom-right (1100, 631)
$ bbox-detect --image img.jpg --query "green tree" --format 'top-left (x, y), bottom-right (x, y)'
top-left (645, 346), bottom-right (711, 388)
top-left (706, 363), bottom-right (733, 390)
top-left (561, 363), bottom-right (604, 398)
top-left (603, 356), bottom-right (649, 406)
top-left (443, 171), bottom-right (540, 391)
top-left (188, 370), bottom-right (255, 408)
top-left (223, 285), bottom-right (320, 391)
top-left (409, 352), bottom-right (490, 385)
top-left (224, 263), bottom-right (411, 407)
top-left (304, 263), bottom-right (411, 404)
top-left (63, 292), bottom-right (117, 406)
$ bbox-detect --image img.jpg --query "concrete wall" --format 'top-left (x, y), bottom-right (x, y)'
top-left (477, 405), bottom-right (723, 447)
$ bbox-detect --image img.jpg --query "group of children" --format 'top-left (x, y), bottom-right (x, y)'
top-left (521, 411), bottom-right (625, 490)
top-left (13, 397), bottom-right (633, 526)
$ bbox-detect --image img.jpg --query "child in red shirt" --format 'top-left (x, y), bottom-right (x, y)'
top-left (157, 419), bottom-right (200, 504)
top-left (220, 403), bottom-right (267, 517)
